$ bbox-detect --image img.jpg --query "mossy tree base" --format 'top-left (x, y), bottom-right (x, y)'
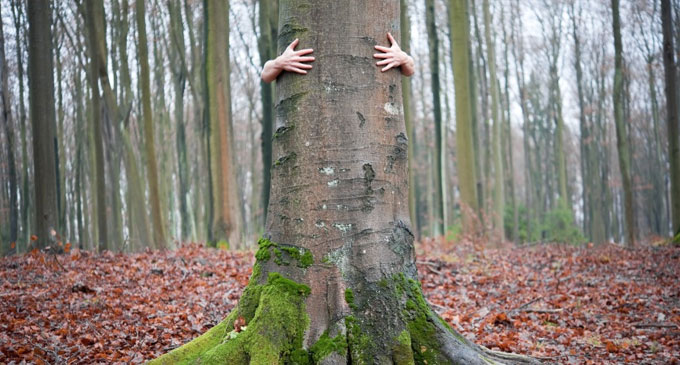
top-left (151, 259), bottom-right (539, 364)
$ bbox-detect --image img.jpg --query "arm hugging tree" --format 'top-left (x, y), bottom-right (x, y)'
top-left (153, 1), bottom-right (538, 363)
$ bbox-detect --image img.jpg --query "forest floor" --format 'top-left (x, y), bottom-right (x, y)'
top-left (0, 239), bottom-right (678, 364)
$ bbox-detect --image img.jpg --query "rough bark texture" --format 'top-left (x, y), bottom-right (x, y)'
top-left (662, 0), bottom-right (680, 239)
top-left (27, 0), bottom-right (59, 249)
top-left (152, 1), bottom-right (538, 364)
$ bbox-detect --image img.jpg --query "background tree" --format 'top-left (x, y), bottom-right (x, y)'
top-left (662, 0), bottom-right (680, 239)
top-left (205, 0), bottom-right (243, 247)
top-left (450, 0), bottom-right (479, 234)
top-left (611, 0), bottom-right (636, 247)
top-left (27, 0), bottom-right (59, 249)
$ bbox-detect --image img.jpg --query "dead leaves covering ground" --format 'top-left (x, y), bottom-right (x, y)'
top-left (0, 242), bottom-right (678, 364)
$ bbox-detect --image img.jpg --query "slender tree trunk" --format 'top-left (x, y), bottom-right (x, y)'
top-left (0, 7), bottom-right (18, 252)
top-left (611, 0), bottom-right (635, 247)
top-left (450, 0), bottom-right (479, 234)
top-left (258, 0), bottom-right (278, 226)
top-left (401, 0), bottom-right (418, 239)
top-left (205, 0), bottom-right (243, 247)
top-left (482, 0), bottom-right (504, 240)
top-left (27, 0), bottom-right (59, 249)
top-left (136, 0), bottom-right (167, 249)
top-left (662, 0), bottom-right (680, 238)
top-left (11, 0), bottom-right (30, 250)
top-left (425, 0), bottom-right (446, 236)
top-left (168, 0), bottom-right (191, 241)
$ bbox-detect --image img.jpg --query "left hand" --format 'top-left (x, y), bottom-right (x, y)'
top-left (373, 33), bottom-right (415, 76)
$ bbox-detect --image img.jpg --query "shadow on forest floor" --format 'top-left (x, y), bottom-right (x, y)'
top-left (0, 240), bottom-right (678, 363)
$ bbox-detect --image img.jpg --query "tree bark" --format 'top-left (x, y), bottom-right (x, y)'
top-left (611, 0), bottom-right (635, 247)
top-left (153, 2), bottom-right (538, 364)
top-left (662, 0), bottom-right (680, 239)
top-left (27, 0), bottom-right (59, 250)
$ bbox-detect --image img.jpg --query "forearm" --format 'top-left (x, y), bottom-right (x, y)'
top-left (400, 55), bottom-right (415, 77)
top-left (261, 59), bottom-right (282, 83)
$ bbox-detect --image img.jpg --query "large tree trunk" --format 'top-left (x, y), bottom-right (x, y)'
top-left (27, 0), bottom-right (59, 250)
top-left (450, 0), bottom-right (479, 234)
top-left (152, 2), bottom-right (537, 364)
top-left (662, 0), bottom-right (680, 239)
top-left (611, 0), bottom-right (635, 247)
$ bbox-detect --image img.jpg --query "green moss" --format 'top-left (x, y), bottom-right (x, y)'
top-left (392, 330), bottom-right (415, 365)
top-left (309, 331), bottom-right (347, 363)
top-left (344, 288), bottom-right (357, 310)
top-left (378, 279), bottom-right (389, 288)
top-left (150, 311), bottom-right (238, 364)
top-left (345, 316), bottom-right (373, 364)
top-left (255, 238), bottom-right (275, 262)
top-left (199, 273), bottom-right (311, 364)
top-left (394, 273), bottom-right (447, 364)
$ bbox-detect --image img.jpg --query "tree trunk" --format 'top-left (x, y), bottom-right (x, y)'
top-left (27, 0), bottom-right (59, 250)
top-left (152, 2), bottom-right (537, 364)
top-left (168, 0), bottom-right (191, 241)
top-left (205, 0), bottom-right (243, 247)
top-left (662, 0), bottom-right (680, 239)
top-left (136, 0), bottom-right (167, 249)
top-left (11, 0), bottom-right (31, 250)
top-left (258, 0), bottom-right (278, 226)
top-left (401, 0), bottom-right (418, 239)
top-left (483, 0), bottom-right (504, 241)
top-left (0, 6), bottom-right (18, 251)
top-left (611, 0), bottom-right (635, 247)
top-left (450, 0), bottom-right (479, 234)
top-left (425, 0), bottom-right (446, 236)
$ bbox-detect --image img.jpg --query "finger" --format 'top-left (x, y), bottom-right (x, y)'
top-left (295, 56), bottom-right (316, 62)
top-left (296, 48), bottom-right (314, 56)
top-left (373, 53), bottom-right (390, 59)
top-left (376, 59), bottom-right (392, 66)
top-left (387, 32), bottom-right (396, 45)
top-left (287, 67), bottom-right (307, 74)
top-left (374, 45), bottom-right (391, 52)
top-left (288, 38), bottom-right (299, 50)
top-left (291, 62), bottom-right (313, 69)
top-left (381, 62), bottom-right (398, 72)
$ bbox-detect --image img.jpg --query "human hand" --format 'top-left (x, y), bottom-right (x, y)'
top-left (373, 33), bottom-right (415, 76)
top-left (261, 39), bottom-right (315, 83)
